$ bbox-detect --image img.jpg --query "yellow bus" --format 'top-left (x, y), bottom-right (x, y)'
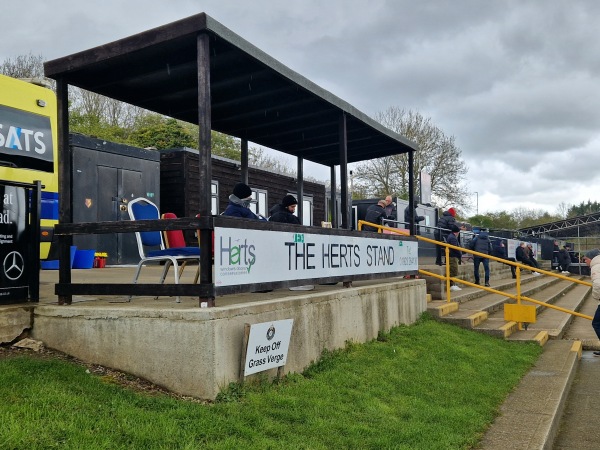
top-left (0, 74), bottom-right (58, 259)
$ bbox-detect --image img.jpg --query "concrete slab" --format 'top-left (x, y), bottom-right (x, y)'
top-left (21, 266), bottom-right (427, 400)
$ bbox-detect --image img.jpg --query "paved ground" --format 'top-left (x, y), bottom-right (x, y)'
top-left (554, 350), bottom-right (600, 450)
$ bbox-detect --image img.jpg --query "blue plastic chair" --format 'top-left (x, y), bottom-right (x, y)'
top-left (127, 197), bottom-right (200, 302)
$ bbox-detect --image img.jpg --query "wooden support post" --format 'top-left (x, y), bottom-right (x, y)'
top-left (197, 32), bottom-right (215, 307)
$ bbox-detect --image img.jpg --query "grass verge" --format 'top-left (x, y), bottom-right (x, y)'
top-left (0, 315), bottom-right (542, 449)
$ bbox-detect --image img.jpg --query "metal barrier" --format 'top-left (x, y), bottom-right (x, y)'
top-left (358, 219), bottom-right (594, 328)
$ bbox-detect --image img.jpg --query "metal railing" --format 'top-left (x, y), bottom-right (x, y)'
top-left (358, 219), bottom-right (594, 325)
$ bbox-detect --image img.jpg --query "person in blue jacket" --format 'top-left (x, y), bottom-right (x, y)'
top-left (222, 182), bottom-right (265, 220)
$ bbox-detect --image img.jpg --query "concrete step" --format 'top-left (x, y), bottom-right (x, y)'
top-left (507, 281), bottom-right (591, 341)
top-left (431, 274), bottom-right (562, 328)
top-left (478, 277), bottom-right (586, 342)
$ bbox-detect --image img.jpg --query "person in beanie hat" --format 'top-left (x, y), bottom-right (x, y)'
top-left (584, 249), bottom-right (600, 355)
top-left (232, 182), bottom-right (252, 200)
top-left (269, 194), bottom-right (314, 291)
top-left (269, 194), bottom-right (301, 224)
top-left (222, 182), bottom-right (264, 220)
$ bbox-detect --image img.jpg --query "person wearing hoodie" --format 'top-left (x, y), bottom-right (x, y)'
top-left (269, 195), bottom-right (301, 224)
top-left (435, 207), bottom-right (457, 265)
top-left (469, 229), bottom-right (493, 286)
top-left (222, 182), bottom-right (265, 220)
top-left (584, 249), bottom-right (600, 356)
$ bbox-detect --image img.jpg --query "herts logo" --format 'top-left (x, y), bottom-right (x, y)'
top-left (219, 236), bottom-right (256, 273)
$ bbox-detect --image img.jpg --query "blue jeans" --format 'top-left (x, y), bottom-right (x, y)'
top-left (473, 257), bottom-right (489, 284)
top-left (593, 304), bottom-right (600, 340)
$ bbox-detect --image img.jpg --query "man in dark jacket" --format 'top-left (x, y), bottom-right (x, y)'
top-left (362, 200), bottom-right (388, 232)
top-left (404, 197), bottom-right (425, 235)
top-left (515, 242), bottom-right (539, 274)
top-left (435, 207), bottom-right (457, 265)
top-left (222, 182), bottom-right (264, 220)
top-left (269, 195), bottom-right (301, 224)
top-left (558, 245), bottom-right (572, 274)
top-left (493, 239), bottom-right (516, 279)
top-left (469, 230), bottom-right (493, 286)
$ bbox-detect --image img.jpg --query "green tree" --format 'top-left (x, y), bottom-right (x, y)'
top-left (127, 115), bottom-right (195, 149)
top-left (568, 200), bottom-right (600, 217)
top-left (69, 111), bottom-right (129, 142)
top-left (211, 131), bottom-right (241, 159)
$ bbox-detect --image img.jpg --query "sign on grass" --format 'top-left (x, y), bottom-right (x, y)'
top-left (243, 319), bottom-right (293, 376)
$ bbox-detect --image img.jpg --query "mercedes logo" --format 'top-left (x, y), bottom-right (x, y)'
top-left (3, 251), bottom-right (24, 281)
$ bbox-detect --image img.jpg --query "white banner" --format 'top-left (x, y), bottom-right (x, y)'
top-left (214, 227), bottom-right (418, 287)
top-left (244, 319), bottom-right (293, 376)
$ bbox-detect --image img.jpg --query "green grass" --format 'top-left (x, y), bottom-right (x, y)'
top-left (0, 315), bottom-right (542, 449)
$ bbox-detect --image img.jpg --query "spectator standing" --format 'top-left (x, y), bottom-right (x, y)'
top-left (493, 239), bottom-right (516, 279)
top-left (446, 224), bottom-right (462, 291)
top-left (558, 245), bottom-right (572, 274)
top-left (384, 195), bottom-right (396, 221)
top-left (469, 229), bottom-right (493, 286)
top-left (404, 196), bottom-right (425, 235)
top-left (435, 207), bottom-right (457, 265)
top-left (584, 249), bottom-right (600, 356)
top-left (362, 200), bottom-right (388, 232)
top-left (269, 195), bottom-right (301, 224)
top-left (553, 240), bottom-right (560, 270)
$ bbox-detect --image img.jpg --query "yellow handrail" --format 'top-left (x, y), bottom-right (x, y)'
top-left (357, 219), bottom-right (593, 321)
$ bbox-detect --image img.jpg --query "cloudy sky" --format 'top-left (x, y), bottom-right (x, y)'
top-left (2, 0), bottom-right (599, 216)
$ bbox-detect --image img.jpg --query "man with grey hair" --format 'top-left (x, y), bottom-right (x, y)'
top-left (584, 248), bottom-right (600, 356)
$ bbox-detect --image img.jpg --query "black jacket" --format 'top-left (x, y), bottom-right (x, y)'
top-left (446, 232), bottom-right (462, 258)
top-left (516, 245), bottom-right (531, 263)
top-left (436, 211), bottom-right (456, 239)
top-left (404, 206), bottom-right (425, 225)
top-left (558, 248), bottom-right (571, 266)
top-left (363, 204), bottom-right (387, 232)
top-left (469, 232), bottom-right (493, 255)
top-left (269, 204), bottom-right (301, 224)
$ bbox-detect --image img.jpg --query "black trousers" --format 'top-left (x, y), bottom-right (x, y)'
top-left (435, 234), bottom-right (447, 265)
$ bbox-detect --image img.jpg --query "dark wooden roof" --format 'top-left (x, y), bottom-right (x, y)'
top-left (44, 13), bottom-right (416, 167)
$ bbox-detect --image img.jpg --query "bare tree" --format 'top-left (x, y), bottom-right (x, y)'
top-left (0, 53), bottom-right (45, 79)
top-left (70, 88), bottom-right (147, 128)
top-left (353, 107), bottom-right (469, 208)
top-left (249, 147), bottom-right (295, 176)
top-left (556, 202), bottom-right (571, 219)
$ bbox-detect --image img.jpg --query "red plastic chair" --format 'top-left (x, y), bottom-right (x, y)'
top-left (161, 212), bottom-right (200, 284)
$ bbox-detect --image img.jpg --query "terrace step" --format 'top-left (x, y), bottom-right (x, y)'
top-left (428, 267), bottom-right (591, 346)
